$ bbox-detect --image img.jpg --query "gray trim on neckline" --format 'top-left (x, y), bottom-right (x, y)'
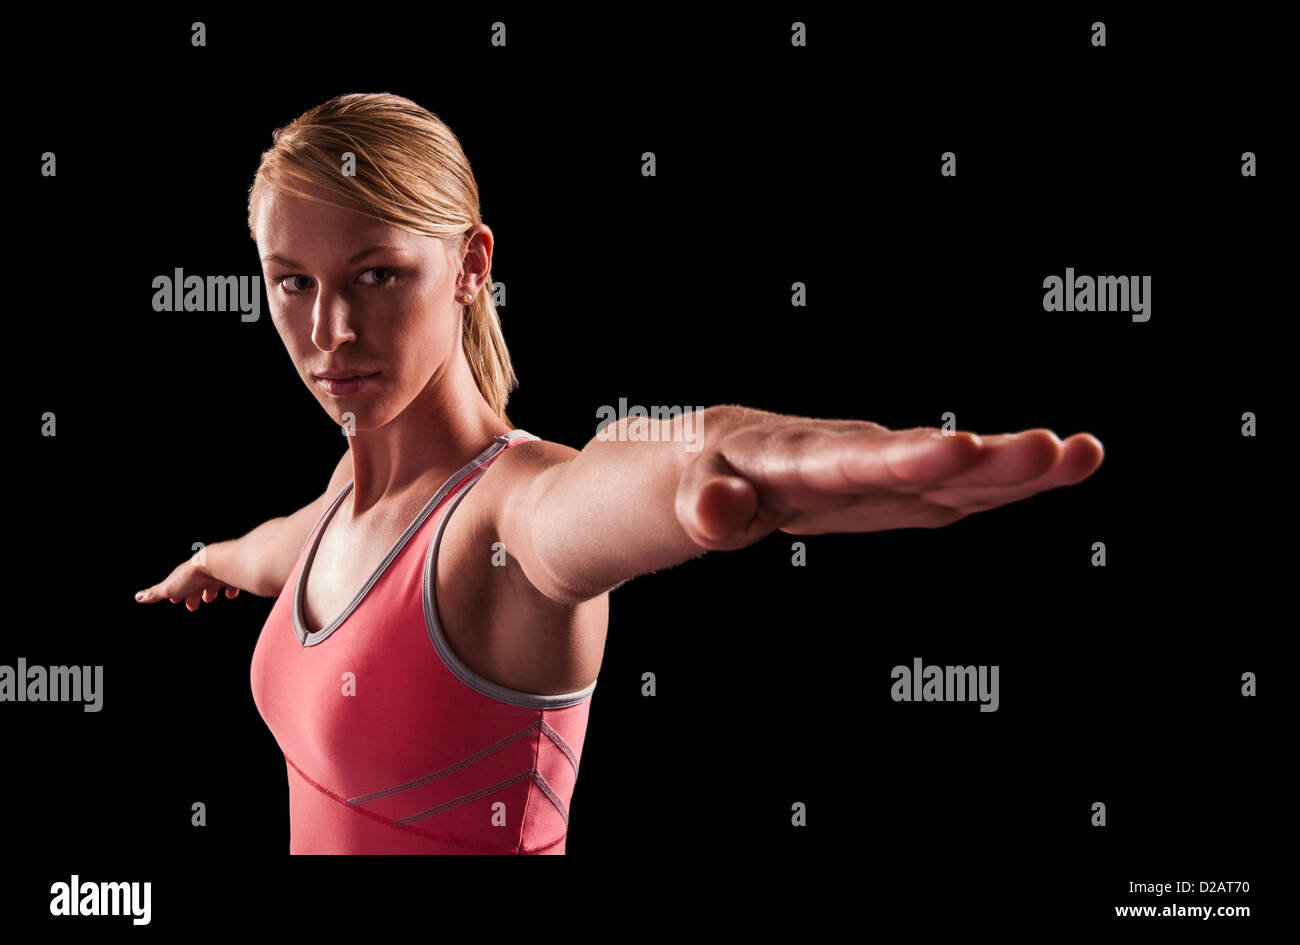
top-left (292, 430), bottom-right (531, 647)
top-left (423, 438), bottom-right (599, 710)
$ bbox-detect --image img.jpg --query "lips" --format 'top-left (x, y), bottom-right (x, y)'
top-left (315, 370), bottom-right (380, 380)
top-left (316, 372), bottom-right (380, 396)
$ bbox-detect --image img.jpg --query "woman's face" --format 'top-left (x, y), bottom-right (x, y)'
top-left (254, 182), bottom-right (464, 431)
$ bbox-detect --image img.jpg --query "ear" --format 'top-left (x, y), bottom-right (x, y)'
top-left (457, 225), bottom-right (494, 294)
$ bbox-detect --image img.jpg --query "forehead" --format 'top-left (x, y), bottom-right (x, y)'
top-left (255, 183), bottom-right (438, 261)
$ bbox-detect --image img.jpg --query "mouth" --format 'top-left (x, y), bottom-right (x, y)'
top-left (315, 371), bottom-right (380, 395)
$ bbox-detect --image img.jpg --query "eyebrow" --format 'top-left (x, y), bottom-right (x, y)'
top-left (261, 244), bottom-right (407, 269)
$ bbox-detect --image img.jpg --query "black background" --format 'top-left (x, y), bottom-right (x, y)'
top-left (7, 7), bottom-right (1284, 935)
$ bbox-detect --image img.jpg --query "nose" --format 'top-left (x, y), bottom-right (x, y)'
top-left (310, 283), bottom-right (358, 351)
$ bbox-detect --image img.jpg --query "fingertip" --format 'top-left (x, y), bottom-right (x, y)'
top-left (933, 430), bottom-right (982, 446)
top-left (951, 430), bottom-right (984, 455)
top-left (940, 432), bottom-right (985, 475)
top-left (695, 475), bottom-right (756, 542)
top-left (1066, 431), bottom-right (1104, 453)
top-left (1031, 429), bottom-right (1065, 472)
top-left (1052, 434), bottom-right (1106, 483)
top-left (892, 429), bottom-right (984, 481)
top-left (1028, 427), bottom-right (1064, 448)
top-left (1078, 433), bottom-right (1105, 468)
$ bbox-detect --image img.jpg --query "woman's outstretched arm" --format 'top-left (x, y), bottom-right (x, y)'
top-left (497, 405), bottom-right (1105, 605)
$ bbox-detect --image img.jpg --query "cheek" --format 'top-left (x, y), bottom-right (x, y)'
top-left (391, 292), bottom-right (456, 349)
top-left (268, 300), bottom-right (297, 337)
top-left (270, 317), bottom-right (316, 373)
top-left (268, 310), bottom-right (298, 346)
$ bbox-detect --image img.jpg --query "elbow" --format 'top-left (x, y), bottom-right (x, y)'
top-left (524, 512), bottom-right (601, 606)
top-left (527, 542), bottom-right (600, 606)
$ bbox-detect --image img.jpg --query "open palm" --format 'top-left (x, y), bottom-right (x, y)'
top-left (674, 421), bottom-right (1104, 551)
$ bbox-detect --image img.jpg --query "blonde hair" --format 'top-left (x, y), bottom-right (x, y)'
top-left (247, 92), bottom-right (518, 427)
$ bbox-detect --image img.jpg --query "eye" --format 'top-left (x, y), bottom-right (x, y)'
top-left (359, 267), bottom-right (395, 286)
top-left (276, 274), bottom-right (313, 294)
top-left (274, 267), bottom-right (398, 295)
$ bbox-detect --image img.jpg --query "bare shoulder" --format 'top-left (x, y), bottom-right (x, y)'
top-left (470, 436), bottom-right (578, 519)
top-left (493, 436), bottom-right (579, 474)
top-left (444, 434), bottom-right (582, 600)
top-left (435, 433), bottom-right (608, 694)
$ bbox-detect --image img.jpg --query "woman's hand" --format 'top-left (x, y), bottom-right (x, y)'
top-left (674, 420), bottom-right (1104, 551)
top-left (135, 558), bottom-right (240, 611)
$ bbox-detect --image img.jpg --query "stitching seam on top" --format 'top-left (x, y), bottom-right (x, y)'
top-left (347, 720), bottom-right (543, 805)
top-left (284, 754), bottom-right (565, 854)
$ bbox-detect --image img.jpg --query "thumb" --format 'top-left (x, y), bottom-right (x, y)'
top-left (674, 449), bottom-right (760, 551)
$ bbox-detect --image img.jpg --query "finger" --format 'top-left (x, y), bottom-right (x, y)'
top-left (1051, 433), bottom-right (1105, 484)
top-left (783, 488), bottom-right (967, 534)
top-left (202, 586), bottom-right (219, 603)
top-left (677, 474), bottom-right (761, 551)
top-left (832, 429), bottom-right (985, 488)
top-left (767, 427), bottom-right (985, 493)
top-left (925, 433), bottom-right (1104, 511)
top-left (139, 585), bottom-right (175, 604)
top-left (992, 433), bottom-right (1102, 493)
top-left (185, 596), bottom-right (201, 612)
top-left (925, 429), bottom-right (1063, 488)
top-left (878, 430), bottom-right (987, 484)
top-left (694, 476), bottom-right (759, 544)
top-left (224, 587), bottom-right (239, 599)
top-left (675, 448), bottom-right (766, 550)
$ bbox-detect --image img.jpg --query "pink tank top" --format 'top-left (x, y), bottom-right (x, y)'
top-left (249, 429), bottom-right (596, 854)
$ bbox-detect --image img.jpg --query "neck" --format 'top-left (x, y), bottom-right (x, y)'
top-left (344, 346), bottom-right (509, 517)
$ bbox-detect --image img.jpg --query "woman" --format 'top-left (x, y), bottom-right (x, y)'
top-left (135, 92), bottom-right (1104, 854)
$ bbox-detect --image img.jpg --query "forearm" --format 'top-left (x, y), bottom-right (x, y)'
top-left (526, 404), bottom-right (783, 603)
top-left (201, 517), bottom-right (288, 598)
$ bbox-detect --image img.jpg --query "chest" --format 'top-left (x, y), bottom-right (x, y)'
top-left (299, 501), bottom-right (413, 633)
top-left (298, 484), bottom-right (606, 696)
